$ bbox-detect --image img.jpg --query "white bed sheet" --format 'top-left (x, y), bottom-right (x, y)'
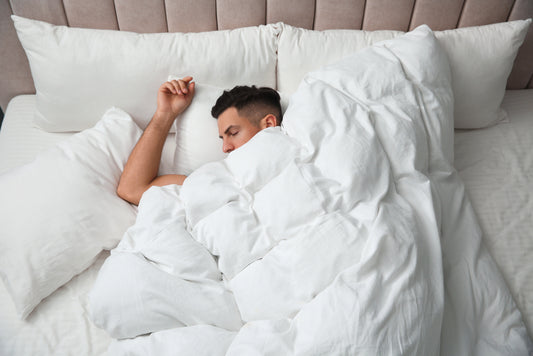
top-left (0, 251), bottom-right (111, 355)
top-left (455, 89), bottom-right (533, 337)
top-left (0, 91), bottom-right (532, 354)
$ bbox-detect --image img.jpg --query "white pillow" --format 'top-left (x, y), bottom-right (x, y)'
top-left (277, 26), bottom-right (402, 95)
top-left (434, 20), bottom-right (531, 128)
top-left (0, 107), bottom-right (140, 319)
top-left (173, 83), bottom-right (227, 175)
top-left (11, 15), bottom-right (280, 132)
top-left (277, 20), bottom-right (531, 129)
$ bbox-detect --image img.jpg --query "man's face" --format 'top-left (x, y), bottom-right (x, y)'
top-left (218, 107), bottom-right (262, 153)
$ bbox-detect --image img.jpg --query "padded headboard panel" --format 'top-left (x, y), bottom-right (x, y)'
top-left (1, 0), bottom-right (532, 112)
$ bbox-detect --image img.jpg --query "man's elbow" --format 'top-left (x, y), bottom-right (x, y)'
top-left (116, 182), bottom-right (142, 206)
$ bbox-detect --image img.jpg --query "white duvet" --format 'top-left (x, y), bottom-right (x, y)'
top-left (89, 26), bottom-right (531, 355)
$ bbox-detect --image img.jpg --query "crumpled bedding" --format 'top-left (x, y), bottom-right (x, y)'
top-left (88, 26), bottom-right (532, 355)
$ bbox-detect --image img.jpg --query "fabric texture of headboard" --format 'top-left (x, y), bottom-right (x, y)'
top-left (0, 0), bottom-right (532, 112)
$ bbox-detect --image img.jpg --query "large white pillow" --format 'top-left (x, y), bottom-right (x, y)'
top-left (277, 20), bottom-right (531, 129)
top-left (277, 26), bottom-right (401, 95)
top-left (0, 107), bottom-right (140, 319)
top-left (172, 83), bottom-right (227, 176)
top-left (11, 15), bottom-right (280, 132)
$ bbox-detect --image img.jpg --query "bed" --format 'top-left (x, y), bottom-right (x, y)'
top-left (0, 0), bottom-right (532, 355)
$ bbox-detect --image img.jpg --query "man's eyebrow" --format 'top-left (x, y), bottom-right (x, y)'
top-left (219, 125), bottom-right (237, 139)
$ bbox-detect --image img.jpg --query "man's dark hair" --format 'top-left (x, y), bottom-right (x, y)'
top-left (211, 85), bottom-right (283, 126)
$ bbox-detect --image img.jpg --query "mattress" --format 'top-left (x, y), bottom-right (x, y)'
top-left (454, 89), bottom-right (533, 337)
top-left (0, 91), bottom-right (532, 354)
top-left (0, 251), bottom-right (112, 354)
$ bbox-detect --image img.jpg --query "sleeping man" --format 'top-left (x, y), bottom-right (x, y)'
top-left (89, 76), bottom-right (284, 339)
top-left (116, 76), bottom-right (283, 205)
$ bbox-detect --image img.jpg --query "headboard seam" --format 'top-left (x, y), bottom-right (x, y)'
top-left (163, 0), bottom-right (169, 32)
top-left (61, 0), bottom-right (70, 27)
top-left (407, 0), bottom-right (418, 31)
top-left (311, 0), bottom-right (316, 30)
top-left (215, 0), bottom-right (219, 31)
top-left (111, 0), bottom-right (119, 30)
top-left (455, 0), bottom-right (467, 28)
top-left (507, 0), bottom-right (518, 21)
top-left (264, 0), bottom-right (267, 30)
top-left (360, 0), bottom-right (368, 30)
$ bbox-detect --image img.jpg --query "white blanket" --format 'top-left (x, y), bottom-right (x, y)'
top-left (89, 26), bottom-right (531, 355)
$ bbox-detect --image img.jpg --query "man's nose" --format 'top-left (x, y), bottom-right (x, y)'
top-left (223, 141), bottom-right (233, 153)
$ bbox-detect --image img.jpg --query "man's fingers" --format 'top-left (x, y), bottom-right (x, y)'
top-left (161, 81), bottom-right (177, 94)
top-left (170, 80), bottom-right (189, 95)
top-left (169, 80), bottom-right (183, 94)
top-left (188, 81), bottom-right (195, 94)
top-left (162, 76), bottom-right (194, 95)
top-left (177, 80), bottom-right (189, 94)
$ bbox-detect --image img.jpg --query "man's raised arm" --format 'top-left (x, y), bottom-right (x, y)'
top-left (117, 77), bottom-right (195, 205)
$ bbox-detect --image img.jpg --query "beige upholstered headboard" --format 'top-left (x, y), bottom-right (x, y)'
top-left (0, 0), bottom-right (532, 112)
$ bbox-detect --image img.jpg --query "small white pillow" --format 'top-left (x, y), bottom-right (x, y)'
top-left (434, 20), bottom-right (531, 128)
top-left (11, 15), bottom-right (280, 132)
top-left (277, 20), bottom-right (531, 129)
top-left (0, 107), bottom-right (140, 319)
top-left (173, 83), bottom-right (227, 175)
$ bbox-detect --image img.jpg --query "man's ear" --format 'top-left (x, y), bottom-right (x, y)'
top-left (260, 114), bottom-right (277, 129)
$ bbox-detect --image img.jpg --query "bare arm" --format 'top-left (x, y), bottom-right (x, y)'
top-left (117, 77), bottom-right (195, 205)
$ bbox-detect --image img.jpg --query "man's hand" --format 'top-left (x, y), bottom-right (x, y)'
top-left (156, 76), bottom-right (196, 119)
top-left (116, 76), bottom-right (194, 205)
